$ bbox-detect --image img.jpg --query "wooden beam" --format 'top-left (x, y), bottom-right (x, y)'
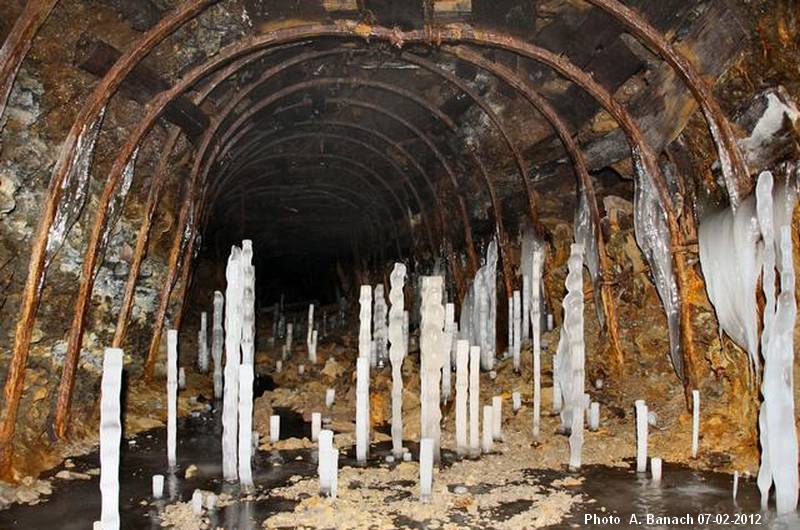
top-left (76, 39), bottom-right (209, 139)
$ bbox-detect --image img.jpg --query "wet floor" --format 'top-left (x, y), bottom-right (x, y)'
top-left (0, 404), bottom-right (797, 530)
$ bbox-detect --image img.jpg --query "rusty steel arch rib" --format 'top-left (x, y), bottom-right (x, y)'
top-left (0, 0), bottom-right (216, 476)
top-left (585, 0), bottom-right (749, 206)
top-left (0, 0), bottom-right (59, 122)
top-left (441, 44), bottom-right (624, 374)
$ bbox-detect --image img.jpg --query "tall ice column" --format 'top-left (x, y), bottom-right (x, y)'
top-left (212, 291), bottom-right (224, 399)
top-left (388, 264), bottom-right (407, 458)
top-left (420, 276), bottom-right (448, 462)
top-left (99, 348), bottom-right (124, 530)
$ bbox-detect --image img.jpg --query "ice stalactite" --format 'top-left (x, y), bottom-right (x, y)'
top-left (531, 250), bottom-right (544, 437)
top-left (420, 276), bottom-right (449, 462)
top-left (388, 263), bottom-right (407, 459)
top-left (520, 224), bottom-right (545, 340)
top-left (555, 244), bottom-right (585, 470)
top-left (574, 190), bottom-right (604, 328)
top-left (222, 246), bottom-right (243, 481)
top-left (238, 364), bottom-right (254, 488)
top-left (198, 312), bottom-right (208, 374)
top-left (755, 170), bottom-right (798, 514)
top-left (212, 291), bottom-right (224, 400)
top-left (460, 240), bottom-right (498, 371)
top-left (698, 191), bottom-right (763, 372)
top-left (99, 347), bottom-right (123, 530)
top-left (633, 151), bottom-right (682, 379)
top-left (166, 330), bottom-right (178, 471)
top-left (374, 284), bottom-right (389, 367)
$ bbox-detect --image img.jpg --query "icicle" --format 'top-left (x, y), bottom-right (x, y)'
top-left (442, 302), bottom-right (455, 403)
top-left (167, 330), bottom-right (178, 471)
top-left (198, 312), bottom-right (208, 373)
top-left (468, 345), bottom-right (481, 457)
top-left (555, 244), bottom-right (585, 469)
top-left (212, 292), bottom-right (224, 399)
top-left (420, 276), bottom-right (448, 462)
top-left (419, 438), bottom-right (434, 502)
top-left (574, 190), bottom-right (604, 328)
top-left (633, 150), bottom-right (683, 379)
top-left (99, 347), bottom-right (123, 530)
top-left (238, 364), bottom-right (254, 488)
top-left (389, 264), bottom-right (407, 459)
top-left (222, 246), bottom-right (243, 481)
top-left (531, 250), bottom-right (544, 437)
top-left (455, 340), bottom-right (469, 456)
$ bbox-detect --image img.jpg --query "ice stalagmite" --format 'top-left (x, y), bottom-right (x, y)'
top-left (574, 190), bottom-right (604, 328)
top-left (756, 170), bottom-right (799, 514)
top-left (420, 276), bottom-right (449, 462)
top-left (469, 345), bottom-right (481, 456)
top-left (240, 264), bottom-right (255, 366)
top-left (555, 244), bottom-right (585, 470)
top-left (307, 303), bottom-right (315, 356)
top-left (238, 364), bottom-right (254, 488)
top-left (455, 340), bottom-right (469, 455)
top-left (531, 250), bottom-right (544, 437)
top-left (222, 246), bottom-right (243, 481)
top-left (388, 264), bottom-right (407, 458)
top-left (212, 291), bottom-right (224, 399)
top-left (442, 302), bottom-right (455, 403)
top-left (460, 240), bottom-right (498, 370)
top-left (356, 357), bottom-right (370, 463)
top-left (522, 275), bottom-right (530, 343)
top-left (99, 347), bottom-right (123, 530)
top-left (633, 153), bottom-right (682, 379)
top-left (512, 290), bottom-right (521, 371)
top-left (374, 284), bottom-right (388, 367)
top-left (166, 330), bottom-right (178, 470)
top-left (198, 312), bottom-right (208, 373)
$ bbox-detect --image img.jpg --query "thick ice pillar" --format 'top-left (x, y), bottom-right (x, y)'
top-left (388, 263), bottom-right (407, 458)
top-left (420, 276), bottom-right (448, 462)
top-left (99, 347), bottom-right (123, 530)
top-left (455, 340), bottom-right (469, 456)
top-left (167, 330), bottom-right (178, 471)
top-left (531, 251), bottom-right (544, 437)
top-left (469, 345), bottom-right (481, 457)
top-left (198, 312), bottom-right (208, 373)
top-left (212, 291), bottom-right (224, 399)
top-left (238, 364), bottom-right (254, 488)
top-left (222, 246), bottom-right (243, 481)
top-left (356, 357), bottom-right (370, 463)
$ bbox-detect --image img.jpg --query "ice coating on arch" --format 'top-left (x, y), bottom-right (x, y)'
top-left (574, 190), bottom-right (604, 329)
top-left (554, 244), bottom-right (585, 469)
top-left (632, 150), bottom-right (682, 379)
top-left (46, 105), bottom-right (107, 266)
top-left (755, 170), bottom-right (799, 514)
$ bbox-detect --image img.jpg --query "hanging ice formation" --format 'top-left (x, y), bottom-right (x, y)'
top-left (754, 171), bottom-right (798, 514)
top-left (574, 190), bottom-right (604, 328)
top-left (633, 153), bottom-right (682, 379)
top-left (520, 223), bottom-right (546, 339)
top-left (459, 240), bottom-right (498, 370)
top-left (554, 244), bottom-right (586, 469)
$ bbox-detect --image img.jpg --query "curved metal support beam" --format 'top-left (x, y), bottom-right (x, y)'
top-left (585, 0), bottom-right (749, 206)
